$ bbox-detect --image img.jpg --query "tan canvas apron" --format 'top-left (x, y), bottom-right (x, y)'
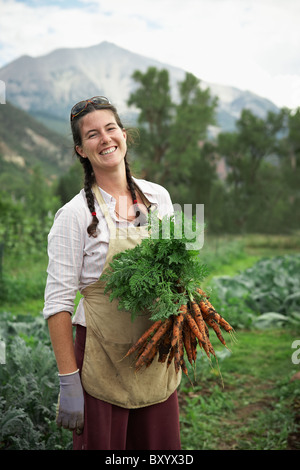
top-left (80, 185), bottom-right (181, 409)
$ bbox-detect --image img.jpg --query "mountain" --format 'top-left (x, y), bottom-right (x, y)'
top-left (0, 101), bottom-right (72, 196)
top-left (0, 41), bottom-right (279, 134)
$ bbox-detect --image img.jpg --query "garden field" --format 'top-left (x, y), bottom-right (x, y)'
top-left (0, 234), bottom-right (300, 450)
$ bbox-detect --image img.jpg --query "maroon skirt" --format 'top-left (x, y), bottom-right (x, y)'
top-left (73, 325), bottom-right (181, 450)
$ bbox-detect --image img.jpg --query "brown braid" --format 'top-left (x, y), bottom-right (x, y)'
top-left (70, 100), bottom-right (142, 236)
top-left (124, 156), bottom-right (141, 219)
top-left (80, 157), bottom-right (99, 237)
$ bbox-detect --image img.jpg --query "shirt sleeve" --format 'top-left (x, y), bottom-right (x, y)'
top-left (43, 205), bottom-right (85, 320)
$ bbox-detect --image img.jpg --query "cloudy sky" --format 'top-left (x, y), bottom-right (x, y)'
top-left (1, 0), bottom-right (300, 109)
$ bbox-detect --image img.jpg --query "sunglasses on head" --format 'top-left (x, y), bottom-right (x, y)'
top-left (71, 96), bottom-right (111, 120)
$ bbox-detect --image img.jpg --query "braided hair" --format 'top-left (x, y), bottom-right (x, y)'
top-left (70, 101), bottom-right (141, 237)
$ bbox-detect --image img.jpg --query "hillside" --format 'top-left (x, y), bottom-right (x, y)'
top-left (0, 41), bottom-right (279, 134)
top-left (0, 101), bottom-right (72, 197)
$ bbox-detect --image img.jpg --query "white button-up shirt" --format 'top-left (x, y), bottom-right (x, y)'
top-left (43, 178), bottom-right (174, 326)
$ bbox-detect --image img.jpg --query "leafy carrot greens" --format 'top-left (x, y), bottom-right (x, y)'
top-left (103, 213), bottom-right (208, 322)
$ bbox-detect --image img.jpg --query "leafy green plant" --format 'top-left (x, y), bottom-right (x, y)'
top-left (0, 314), bottom-right (72, 450)
top-left (0, 269), bottom-right (47, 303)
top-left (210, 254), bottom-right (300, 329)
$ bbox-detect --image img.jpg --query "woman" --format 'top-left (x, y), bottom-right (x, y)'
top-left (43, 96), bottom-right (182, 450)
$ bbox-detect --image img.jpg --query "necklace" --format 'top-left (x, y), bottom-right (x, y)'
top-left (114, 203), bottom-right (152, 222)
top-left (114, 208), bottom-right (136, 222)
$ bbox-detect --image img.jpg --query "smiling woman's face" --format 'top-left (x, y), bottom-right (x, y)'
top-left (76, 109), bottom-right (127, 174)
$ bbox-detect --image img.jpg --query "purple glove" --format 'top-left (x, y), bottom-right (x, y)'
top-left (56, 369), bottom-right (84, 434)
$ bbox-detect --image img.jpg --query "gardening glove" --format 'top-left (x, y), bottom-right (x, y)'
top-left (56, 369), bottom-right (84, 434)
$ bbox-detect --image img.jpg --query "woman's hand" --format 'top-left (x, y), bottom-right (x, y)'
top-left (47, 312), bottom-right (84, 433)
top-left (56, 369), bottom-right (84, 434)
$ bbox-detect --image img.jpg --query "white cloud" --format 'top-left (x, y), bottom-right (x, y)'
top-left (0, 0), bottom-right (300, 108)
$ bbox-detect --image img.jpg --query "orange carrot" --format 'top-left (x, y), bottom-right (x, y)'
top-left (206, 334), bottom-right (216, 357)
top-left (180, 356), bottom-right (189, 377)
top-left (134, 317), bottom-right (172, 371)
top-left (178, 331), bottom-right (189, 376)
top-left (190, 329), bottom-right (198, 362)
top-left (124, 319), bottom-right (163, 359)
top-left (200, 299), bottom-right (233, 332)
top-left (174, 344), bottom-right (181, 374)
top-left (217, 315), bottom-right (233, 333)
top-left (199, 300), bottom-right (216, 321)
top-left (183, 321), bottom-right (193, 366)
top-left (191, 301), bottom-right (212, 358)
top-left (171, 305), bottom-right (186, 348)
top-left (190, 300), bottom-right (207, 343)
top-left (143, 346), bottom-right (158, 369)
top-left (185, 313), bottom-right (203, 343)
top-left (204, 315), bottom-right (227, 347)
top-left (158, 330), bottom-right (172, 363)
top-left (167, 345), bottom-right (175, 368)
top-left (197, 288), bottom-right (209, 299)
top-left (185, 312), bottom-right (210, 358)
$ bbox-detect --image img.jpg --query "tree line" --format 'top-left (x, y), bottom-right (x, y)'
top-left (126, 66), bottom-right (300, 235)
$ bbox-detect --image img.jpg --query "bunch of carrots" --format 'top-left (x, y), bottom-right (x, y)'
top-left (124, 287), bottom-right (235, 379)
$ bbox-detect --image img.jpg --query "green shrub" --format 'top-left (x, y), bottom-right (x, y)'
top-left (0, 314), bottom-right (72, 450)
top-left (210, 254), bottom-right (300, 329)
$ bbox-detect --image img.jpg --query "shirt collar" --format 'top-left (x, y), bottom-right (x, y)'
top-left (97, 180), bottom-right (158, 207)
top-left (98, 186), bottom-right (115, 206)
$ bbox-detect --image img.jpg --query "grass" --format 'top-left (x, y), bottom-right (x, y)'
top-left (0, 253), bottom-right (48, 316)
top-left (179, 327), bottom-right (300, 450)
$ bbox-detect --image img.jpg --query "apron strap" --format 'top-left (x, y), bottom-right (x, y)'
top-left (92, 184), bottom-right (112, 219)
top-left (92, 184), bottom-right (117, 236)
